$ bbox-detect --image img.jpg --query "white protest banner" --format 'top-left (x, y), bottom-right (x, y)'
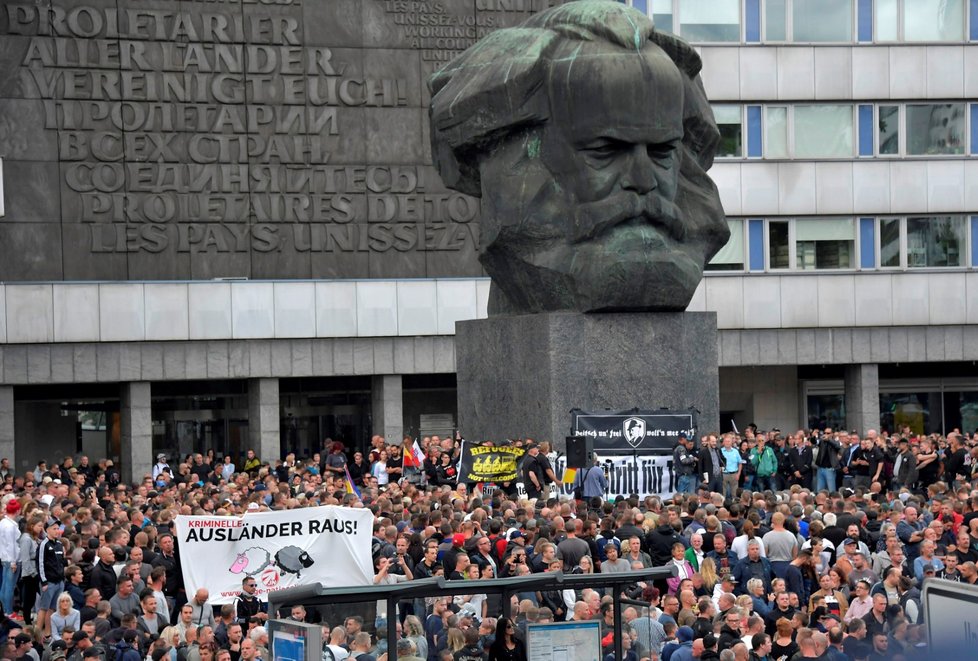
top-left (175, 505), bottom-right (374, 605)
top-left (553, 454), bottom-right (678, 500)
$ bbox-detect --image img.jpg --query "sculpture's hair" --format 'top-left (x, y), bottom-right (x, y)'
top-left (429, 1), bottom-right (720, 198)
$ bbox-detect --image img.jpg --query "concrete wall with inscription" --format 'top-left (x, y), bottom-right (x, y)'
top-left (0, 0), bottom-right (554, 281)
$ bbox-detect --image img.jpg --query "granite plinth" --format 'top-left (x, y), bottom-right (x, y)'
top-left (456, 312), bottom-right (719, 449)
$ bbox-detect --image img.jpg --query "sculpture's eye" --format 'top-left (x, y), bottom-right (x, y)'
top-left (647, 140), bottom-right (679, 162)
top-left (581, 139), bottom-right (624, 159)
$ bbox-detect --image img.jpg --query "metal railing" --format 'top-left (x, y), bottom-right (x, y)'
top-left (269, 567), bottom-right (676, 661)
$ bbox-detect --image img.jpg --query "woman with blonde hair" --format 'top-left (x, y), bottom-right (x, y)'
top-left (160, 625), bottom-right (183, 657)
top-left (575, 556), bottom-right (594, 575)
top-left (50, 592), bottom-right (80, 638)
top-left (404, 615), bottom-right (429, 660)
top-left (447, 628), bottom-right (465, 653)
top-left (698, 557), bottom-right (719, 597)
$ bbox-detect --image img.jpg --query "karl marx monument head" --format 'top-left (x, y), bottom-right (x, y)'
top-left (429, 1), bottom-right (728, 314)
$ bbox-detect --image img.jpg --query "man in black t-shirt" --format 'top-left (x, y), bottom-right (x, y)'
top-left (943, 433), bottom-right (968, 487)
top-left (521, 444), bottom-right (547, 499)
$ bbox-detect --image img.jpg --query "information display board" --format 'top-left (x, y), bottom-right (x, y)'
top-left (922, 579), bottom-right (978, 657)
top-left (269, 619), bottom-right (323, 661)
top-left (527, 620), bottom-right (602, 661)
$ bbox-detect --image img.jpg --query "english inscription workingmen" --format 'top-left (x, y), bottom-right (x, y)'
top-left (429, 1), bottom-right (728, 314)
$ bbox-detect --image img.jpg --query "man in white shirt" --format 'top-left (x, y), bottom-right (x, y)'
top-left (0, 498), bottom-right (21, 614)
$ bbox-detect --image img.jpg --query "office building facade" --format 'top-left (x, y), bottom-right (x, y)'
top-left (0, 0), bottom-right (975, 479)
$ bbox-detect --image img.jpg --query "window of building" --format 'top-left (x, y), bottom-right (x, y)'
top-left (876, 0), bottom-right (965, 41)
top-left (876, 105), bottom-right (900, 155)
top-left (807, 394), bottom-right (845, 430)
top-left (907, 216), bottom-right (966, 267)
top-left (793, 105), bottom-right (854, 158)
top-left (906, 103), bottom-right (966, 155)
top-left (709, 216), bottom-right (974, 273)
top-left (765, 106), bottom-right (789, 157)
top-left (768, 220), bottom-right (791, 269)
top-left (764, 0), bottom-right (788, 40)
top-left (796, 218), bottom-right (855, 269)
top-left (725, 102), bottom-right (973, 158)
top-left (880, 391), bottom-right (945, 435)
top-left (707, 219), bottom-right (746, 271)
top-left (713, 104), bottom-right (744, 157)
top-left (649, 0), bottom-right (674, 33)
top-left (793, 0), bottom-right (853, 41)
top-left (879, 218), bottom-right (902, 267)
top-left (678, 0), bottom-right (741, 41)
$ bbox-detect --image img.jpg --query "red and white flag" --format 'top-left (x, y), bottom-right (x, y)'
top-left (411, 439), bottom-right (427, 465)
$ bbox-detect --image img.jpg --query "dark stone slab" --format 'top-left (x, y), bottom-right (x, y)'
top-left (366, 108), bottom-right (424, 163)
top-left (310, 251), bottom-right (370, 279)
top-left (0, 223), bottom-right (64, 280)
top-left (303, 0), bottom-right (364, 48)
top-left (0, 36), bottom-right (37, 99)
top-left (0, 99), bottom-right (56, 160)
top-left (1, 161), bottom-right (61, 222)
top-left (190, 250), bottom-right (252, 280)
top-left (456, 311), bottom-right (719, 448)
top-left (127, 243), bottom-right (192, 281)
top-left (368, 240), bottom-right (426, 278)
top-left (61, 225), bottom-right (128, 280)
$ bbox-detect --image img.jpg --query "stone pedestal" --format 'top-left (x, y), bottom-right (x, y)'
top-left (248, 378), bottom-right (281, 464)
top-left (121, 382), bottom-right (152, 484)
top-left (372, 375), bottom-right (404, 445)
top-left (456, 312), bottom-right (719, 448)
top-left (0, 387), bottom-right (14, 470)
top-left (845, 363), bottom-right (880, 435)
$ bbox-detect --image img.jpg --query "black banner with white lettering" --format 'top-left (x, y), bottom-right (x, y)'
top-left (570, 408), bottom-right (697, 454)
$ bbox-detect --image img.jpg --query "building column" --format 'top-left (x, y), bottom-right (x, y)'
top-left (371, 375), bottom-right (403, 445)
top-left (0, 387), bottom-right (14, 471)
top-left (845, 364), bottom-right (880, 435)
top-left (248, 378), bottom-right (280, 464)
top-left (121, 382), bottom-right (152, 484)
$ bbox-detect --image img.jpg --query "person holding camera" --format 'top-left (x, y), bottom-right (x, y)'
top-left (812, 430), bottom-right (841, 493)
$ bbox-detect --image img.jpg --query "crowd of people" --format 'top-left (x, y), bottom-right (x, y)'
top-left (0, 426), bottom-right (974, 661)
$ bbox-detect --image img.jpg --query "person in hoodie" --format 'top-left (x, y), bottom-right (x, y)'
top-left (452, 627), bottom-right (486, 661)
top-left (717, 608), bottom-right (744, 652)
top-left (646, 515), bottom-right (686, 567)
top-left (661, 626), bottom-right (691, 661)
top-left (114, 630), bottom-right (142, 661)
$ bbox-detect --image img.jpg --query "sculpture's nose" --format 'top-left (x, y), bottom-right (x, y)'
top-left (620, 145), bottom-right (657, 194)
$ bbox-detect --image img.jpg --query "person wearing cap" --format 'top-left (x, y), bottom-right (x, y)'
top-left (0, 498), bottom-right (21, 615)
top-left (152, 456), bottom-right (170, 482)
top-left (37, 519), bottom-right (67, 639)
top-left (663, 626), bottom-right (693, 661)
top-left (49, 639), bottom-right (69, 661)
top-left (69, 630), bottom-right (93, 661)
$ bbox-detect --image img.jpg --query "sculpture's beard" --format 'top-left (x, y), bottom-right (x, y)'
top-left (483, 188), bottom-right (707, 314)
